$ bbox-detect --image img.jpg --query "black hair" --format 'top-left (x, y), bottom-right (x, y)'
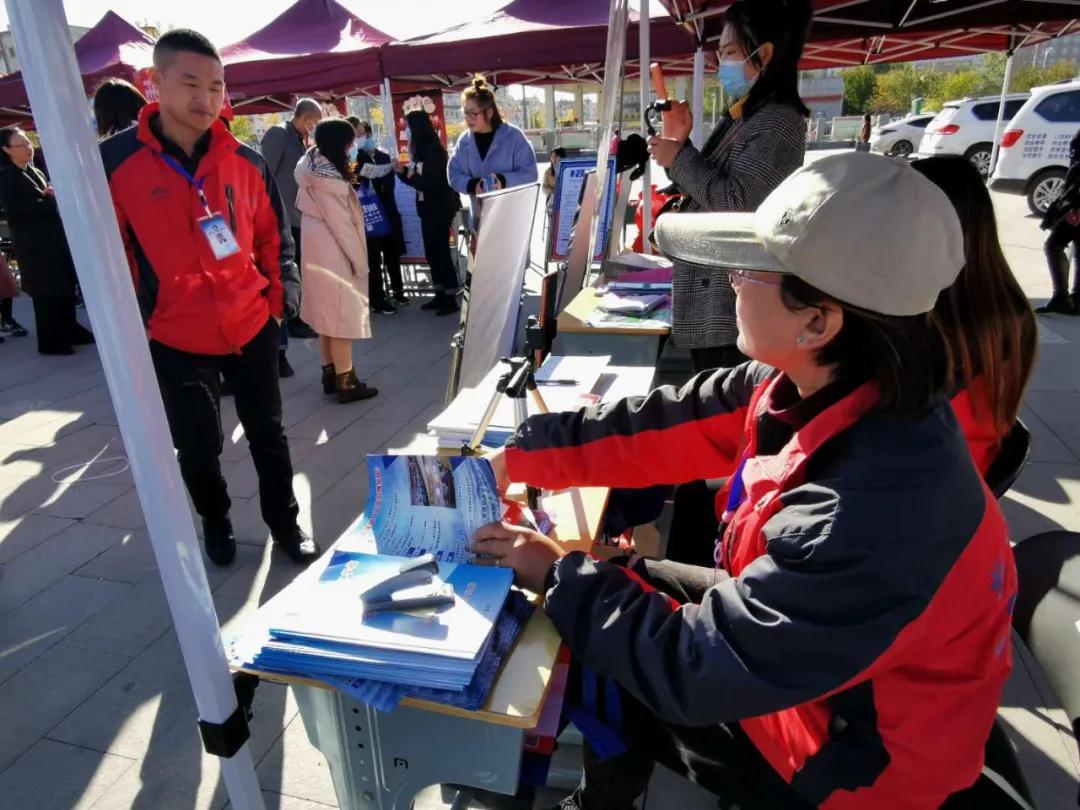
top-left (406, 109), bottom-right (446, 163)
top-left (0, 126), bottom-right (26, 167)
top-left (153, 29), bottom-right (221, 69)
top-left (722, 0), bottom-right (811, 118)
top-left (313, 118), bottom-right (356, 182)
top-left (779, 275), bottom-right (947, 417)
top-left (551, 147), bottom-right (567, 159)
top-left (345, 115), bottom-right (361, 129)
top-left (361, 121), bottom-right (373, 136)
top-left (93, 78), bottom-right (147, 138)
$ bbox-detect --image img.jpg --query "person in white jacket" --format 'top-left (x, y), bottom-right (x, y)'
top-left (294, 119), bottom-right (378, 404)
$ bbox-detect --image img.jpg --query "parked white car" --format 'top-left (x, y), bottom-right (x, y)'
top-left (990, 79), bottom-right (1080, 215)
top-left (869, 114), bottom-right (936, 157)
top-left (915, 93), bottom-right (1029, 175)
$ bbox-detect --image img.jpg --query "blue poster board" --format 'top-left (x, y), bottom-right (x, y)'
top-left (548, 157), bottom-right (617, 263)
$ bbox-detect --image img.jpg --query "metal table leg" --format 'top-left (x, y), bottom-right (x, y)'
top-left (292, 685), bottom-right (525, 810)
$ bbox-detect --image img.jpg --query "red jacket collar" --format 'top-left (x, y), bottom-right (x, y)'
top-left (136, 102), bottom-right (237, 173)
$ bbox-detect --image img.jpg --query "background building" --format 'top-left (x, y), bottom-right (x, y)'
top-left (0, 24), bottom-right (89, 74)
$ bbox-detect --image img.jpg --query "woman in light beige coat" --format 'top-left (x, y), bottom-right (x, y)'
top-left (294, 118), bottom-right (377, 403)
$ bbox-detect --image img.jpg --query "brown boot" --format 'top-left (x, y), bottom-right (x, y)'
top-left (336, 368), bottom-right (379, 404)
top-left (321, 363), bottom-right (336, 395)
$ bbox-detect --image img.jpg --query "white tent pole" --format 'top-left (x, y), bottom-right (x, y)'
top-left (691, 47), bottom-right (705, 147)
top-left (988, 39), bottom-right (1016, 180)
top-left (3, 2), bottom-right (265, 807)
top-left (381, 77), bottom-right (397, 155)
top-left (640, 0), bottom-right (652, 254)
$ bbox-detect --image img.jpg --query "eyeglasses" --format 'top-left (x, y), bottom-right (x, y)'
top-left (728, 268), bottom-right (783, 288)
top-left (464, 108), bottom-right (489, 119)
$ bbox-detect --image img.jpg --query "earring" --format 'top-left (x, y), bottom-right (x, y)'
top-left (796, 336), bottom-right (806, 345)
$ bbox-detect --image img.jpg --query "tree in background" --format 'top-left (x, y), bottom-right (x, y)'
top-left (870, 64), bottom-right (944, 114)
top-left (842, 66), bottom-right (877, 114)
top-left (230, 115), bottom-right (255, 147)
top-left (1010, 62), bottom-right (1076, 93)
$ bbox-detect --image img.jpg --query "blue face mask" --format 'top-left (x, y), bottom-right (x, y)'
top-left (347, 143), bottom-right (360, 162)
top-left (716, 49), bottom-right (760, 101)
top-left (361, 136), bottom-right (376, 153)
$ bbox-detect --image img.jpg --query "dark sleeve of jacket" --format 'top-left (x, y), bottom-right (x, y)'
top-left (259, 126), bottom-right (286, 178)
top-left (542, 421), bottom-right (988, 726)
top-left (505, 362), bottom-right (774, 491)
top-left (668, 101), bottom-right (807, 212)
top-left (398, 146), bottom-right (449, 194)
top-left (246, 147), bottom-right (300, 319)
top-left (0, 166), bottom-right (58, 220)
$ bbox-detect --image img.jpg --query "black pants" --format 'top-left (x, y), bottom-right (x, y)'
top-left (0, 297), bottom-right (12, 322)
top-left (420, 213), bottom-right (458, 293)
top-left (568, 558), bottom-right (813, 810)
top-left (665, 478), bottom-right (724, 568)
top-left (150, 318), bottom-right (299, 539)
top-left (690, 344), bottom-right (749, 375)
top-left (367, 235), bottom-right (405, 306)
top-left (31, 295), bottom-right (77, 352)
top-left (1044, 219), bottom-right (1080, 297)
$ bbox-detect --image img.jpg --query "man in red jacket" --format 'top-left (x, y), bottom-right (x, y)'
top-left (101, 29), bottom-right (318, 566)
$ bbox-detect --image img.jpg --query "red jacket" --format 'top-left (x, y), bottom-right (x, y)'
top-left (101, 104), bottom-right (299, 355)
top-left (509, 364), bottom-right (1016, 807)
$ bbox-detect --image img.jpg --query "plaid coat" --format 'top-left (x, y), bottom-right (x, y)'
top-left (665, 98), bottom-right (807, 348)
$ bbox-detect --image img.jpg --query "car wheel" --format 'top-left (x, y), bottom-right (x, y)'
top-left (1027, 169), bottom-right (1067, 217)
top-left (890, 140), bottom-right (913, 158)
top-left (965, 143), bottom-right (993, 177)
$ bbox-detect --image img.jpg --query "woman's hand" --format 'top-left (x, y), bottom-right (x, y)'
top-left (647, 136), bottom-right (684, 169)
top-left (485, 446), bottom-right (510, 494)
top-left (661, 100), bottom-right (693, 143)
top-left (472, 521), bottom-right (566, 593)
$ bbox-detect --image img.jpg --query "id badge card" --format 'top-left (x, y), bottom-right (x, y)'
top-left (198, 214), bottom-right (241, 260)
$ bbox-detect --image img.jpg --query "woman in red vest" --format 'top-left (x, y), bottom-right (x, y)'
top-left (911, 156), bottom-right (1037, 475)
top-left (474, 154), bottom-right (1015, 809)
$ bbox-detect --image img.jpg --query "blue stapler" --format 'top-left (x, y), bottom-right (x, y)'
top-left (360, 554), bottom-right (456, 616)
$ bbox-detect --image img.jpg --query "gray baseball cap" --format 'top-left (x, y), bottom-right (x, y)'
top-left (655, 152), bottom-right (965, 317)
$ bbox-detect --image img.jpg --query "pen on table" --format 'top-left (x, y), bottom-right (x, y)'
top-left (537, 379), bottom-right (578, 386)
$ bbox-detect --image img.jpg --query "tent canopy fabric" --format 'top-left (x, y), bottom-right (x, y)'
top-left (380, 0), bottom-right (694, 88)
top-left (0, 10), bottom-right (153, 110)
top-left (221, 0), bottom-right (392, 103)
top-left (661, 0), bottom-right (1079, 66)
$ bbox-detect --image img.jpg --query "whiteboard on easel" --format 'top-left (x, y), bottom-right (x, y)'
top-left (458, 183), bottom-right (540, 391)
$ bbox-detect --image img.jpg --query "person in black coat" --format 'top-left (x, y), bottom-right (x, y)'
top-left (1038, 128), bottom-right (1080, 314)
top-left (349, 117), bottom-right (408, 314)
top-left (0, 126), bottom-right (92, 355)
top-left (396, 108), bottom-right (461, 316)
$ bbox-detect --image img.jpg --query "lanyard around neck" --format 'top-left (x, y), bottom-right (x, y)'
top-left (160, 154), bottom-right (211, 216)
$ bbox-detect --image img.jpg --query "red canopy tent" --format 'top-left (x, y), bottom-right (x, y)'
top-left (221, 0), bottom-right (392, 110)
top-left (659, 0), bottom-right (1078, 67)
top-left (380, 0), bottom-right (695, 88)
top-left (0, 10), bottom-right (153, 118)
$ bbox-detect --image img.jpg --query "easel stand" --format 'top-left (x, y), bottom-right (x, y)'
top-left (462, 319), bottom-right (549, 511)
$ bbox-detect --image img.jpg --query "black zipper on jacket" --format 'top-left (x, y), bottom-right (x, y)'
top-left (224, 185), bottom-right (237, 232)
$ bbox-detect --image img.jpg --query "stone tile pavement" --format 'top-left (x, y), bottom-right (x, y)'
top-left (0, 186), bottom-right (1076, 809)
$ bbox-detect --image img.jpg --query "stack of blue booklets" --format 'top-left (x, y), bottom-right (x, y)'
top-left (230, 455), bottom-right (535, 711)
top-left (249, 550), bottom-right (515, 692)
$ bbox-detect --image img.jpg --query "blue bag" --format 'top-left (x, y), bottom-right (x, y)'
top-left (357, 180), bottom-right (391, 239)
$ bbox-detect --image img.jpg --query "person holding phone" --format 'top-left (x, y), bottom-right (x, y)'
top-left (448, 74), bottom-right (538, 232)
top-left (648, 0), bottom-right (811, 373)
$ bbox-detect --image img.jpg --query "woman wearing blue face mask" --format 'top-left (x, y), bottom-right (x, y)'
top-left (648, 0), bottom-right (811, 374)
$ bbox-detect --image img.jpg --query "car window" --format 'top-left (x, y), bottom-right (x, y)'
top-left (1035, 90), bottom-right (1080, 123)
top-left (911, 117), bottom-right (933, 128)
top-left (1004, 99), bottom-right (1026, 119)
top-left (971, 102), bottom-right (1001, 121)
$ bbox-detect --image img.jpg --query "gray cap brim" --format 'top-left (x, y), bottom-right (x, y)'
top-left (654, 211), bottom-right (785, 273)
